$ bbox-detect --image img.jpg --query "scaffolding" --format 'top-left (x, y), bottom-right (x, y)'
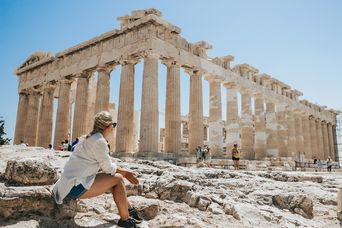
top-left (336, 112), bottom-right (342, 166)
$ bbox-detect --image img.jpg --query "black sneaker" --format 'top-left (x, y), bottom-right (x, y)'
top-left (117, 218), bottom-right (137, 228)
top-left (129, 207), bottom-right (143, 224)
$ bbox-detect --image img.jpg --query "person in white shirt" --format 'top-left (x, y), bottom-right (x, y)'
top-left (52, 111), bottom-right (141, 228)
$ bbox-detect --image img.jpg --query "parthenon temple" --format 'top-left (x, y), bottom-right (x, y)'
top-left (13, 9), bottom-right (340, 163)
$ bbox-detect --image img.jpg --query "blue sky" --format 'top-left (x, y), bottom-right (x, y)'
top-left (0, 0), bottom-right (341, 144)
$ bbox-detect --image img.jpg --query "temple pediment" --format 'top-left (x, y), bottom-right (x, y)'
top-left (18, 51), bottom-right (53, 70)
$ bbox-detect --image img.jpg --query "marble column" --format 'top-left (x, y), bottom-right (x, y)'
top-left (332, 125), bottom-right (338, 161)
top-left (224, 82), bottom-right (240, 156)
top-left (316, 118), bottom-right (324, 159)
top-left (13, 91), bottom-right (29, 144)
top-left (164, 60), bottom-right (181, 154)
top-left (207, 76), bottom-right (223, 157)
top-left (24, 90), bottom-right (42, 146)
top-left (116, 59), bottom-right (138, 153)
top-left (139, 54), bottom-right (159, 153)
top-left (54, 80), bottom-right (72, 149)
top-left (322, 121), bottom-right (330, 160)
top-left (294, 112), bottom-right (304, 160)
top-left (327, 123), bottom-right (335, 160)
top-left (254, 93), bottom-right (266, 160)
top-left (37, 85), bottom-right (55, 147)
top-left (287, 110), bottom-right (296, 158)
top-left (266, 101), bottom-right (279, 157)
top-left (72, 73), bottom-right (91, 140)
top-left (302, 115), bottom-right (312, 159)
top-left (309, 116), bottom-right (318, 159)
top-left (276, 104), bottom-right (288, 158)
top-left (187, 69), bottom-right (204, 155)
top-left (240, 89), bottom-right (254, 159)
top-left (95, 66), bottom-right (112, 114)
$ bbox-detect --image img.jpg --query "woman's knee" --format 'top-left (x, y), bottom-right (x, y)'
top-left (114, 173), bottom-right (124, 182)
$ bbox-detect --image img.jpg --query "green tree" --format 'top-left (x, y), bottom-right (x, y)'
top-left (0, 117), bottom-right (11, 145)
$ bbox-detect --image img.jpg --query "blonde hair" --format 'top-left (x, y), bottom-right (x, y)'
top-left (86, 111), bottom-right (113, 138)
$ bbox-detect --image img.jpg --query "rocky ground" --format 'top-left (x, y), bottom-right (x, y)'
top-left (0, 145), bottom-right (341, 228)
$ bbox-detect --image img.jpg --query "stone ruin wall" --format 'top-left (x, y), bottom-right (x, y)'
top-left (13, 8), bottom-right (340, 162)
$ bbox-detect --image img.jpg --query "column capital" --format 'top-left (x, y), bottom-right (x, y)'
top-left (240, 87), bottom-right (252, 95)
top-left (96, 64), bottom-right (116, 74)
top-left (161, 57), bottom-right (181, 67)
top-left (43, 82), bottom-right (57, 91)
top-left (18, 90), bottom-right (29, 96)
top-left (223, 81), bottom-right (237, 89)
top-left (60, 78), bottom-right (74, 85)
top-left (184, 67), bottom-right (203, 77)
top-left (140, 50), bottom-right (160, 59)
top-left (253, 92), bottom-right (265, 99)
top-left (119, 56), bottom-right (140, 66)
top-left (204, 74), bottom-right (222, 83)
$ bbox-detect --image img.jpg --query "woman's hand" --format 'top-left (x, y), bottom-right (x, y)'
top-left (124, 170), bottom-right (139, 185)
top-left (116, 167), bottom-right (139, 185)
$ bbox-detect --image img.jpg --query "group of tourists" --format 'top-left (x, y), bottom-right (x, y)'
top-left (313, 156), bottom-right (334, 172)
top-left (195, 143), bottom-right (241, 170)
top-left (195, 145), bottom-right (212, 166)
top-left (55, 138), bottom-right (79, 152)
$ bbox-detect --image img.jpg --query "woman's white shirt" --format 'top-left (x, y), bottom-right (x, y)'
top-left (52, 133), bottom-right (117, 204)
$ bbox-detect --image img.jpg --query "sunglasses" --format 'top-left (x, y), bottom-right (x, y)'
top-left (112, 122), bottom-right (117, 128)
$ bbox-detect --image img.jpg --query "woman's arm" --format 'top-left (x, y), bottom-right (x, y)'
top-left (116, 167), bottom-right (139, 185)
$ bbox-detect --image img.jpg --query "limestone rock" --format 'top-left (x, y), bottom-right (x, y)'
top-left (0, 185), bottom-right (77, 219)
top-left (272, 194), bottom-right (313, 219)
top-left (128, 196), bottom-right (161, 220)
top-left (157, 179), bottom-right (193, 202)
top-left (4, 158), bottom-right (57, 186)
top-left (197, 196), bottom-right (211, 211)
top-left (223, 200), bottom-right (240, 220)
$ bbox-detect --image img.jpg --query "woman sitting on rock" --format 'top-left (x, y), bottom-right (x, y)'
top-left (52, 111), bottom-right (141, 228)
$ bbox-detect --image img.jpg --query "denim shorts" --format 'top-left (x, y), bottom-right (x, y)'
top-left (67, 184), bottom-right (87, 199)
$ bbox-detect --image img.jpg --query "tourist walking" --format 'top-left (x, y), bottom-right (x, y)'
top-left (52, 111), bottom-right (142, 228)
top-left (317, 159), bottom-right (322, 172)
top-left (196, 145), bottom-right (202, 162)
top-left (232, 144), bottom-right (240, 170)
top-left (71, 138), bottom-right (79, 151)
top-left (204, 146), bottom-right (212, 167)
top-left (326, 156), bottom-right (333, 172)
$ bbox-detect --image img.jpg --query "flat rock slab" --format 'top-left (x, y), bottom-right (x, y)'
top-left (4, 158), bottom-right (57, 186)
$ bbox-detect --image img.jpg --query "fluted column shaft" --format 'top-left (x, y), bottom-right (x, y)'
top-left (266, 101), bottom-right (279, 157)
top-left (327, 124), bottom-right (334, 159)
top-left (37, 86), bottom-right (55, 147)
top-left (225, 83), bottom-right (239, 156)
top-left (116, 61), bottom-right (137, 153)
top-left (287, 110), bottom-right (296, 158)
top-left (95, 67), bottom-right (111, 114)
top-left (188, 70), bottom-right (204, 154)
top-left (322, 121), bottom-right (330, 160)
top-left (309, 116), bottom-right (318, 159)
top-left (208, 78), bottom-right (222, 157)
top-left (139, 55), bottom-right (159, 153)
top-left (240, 90), bottom-right (254, 159)
top-left (316, 119), bottom-right (324, 159)
top-left (72, 74), bottom-right (90, 140)
top-left (276, 104), bottom-right (288, 157)
top-left (24, 90), bottom-right (42, 146)
top-left (14, 92), bottom-right (29, 144)
top-left (302, 115), bottom-right (312, 159)
top-left (294, 113), bottom-right (304, 160)
top-left (164, 61), bottom-right (181, 154)
top-left (54, 80), bottom-right (72, 148)
top-left (332, 125), bottom-right (338, 161)
top-left (254, 94), bottom-right (266, 160)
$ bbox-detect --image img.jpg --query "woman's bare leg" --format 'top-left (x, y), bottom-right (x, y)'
top-left (80, 173), bottom-right (130, 220)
